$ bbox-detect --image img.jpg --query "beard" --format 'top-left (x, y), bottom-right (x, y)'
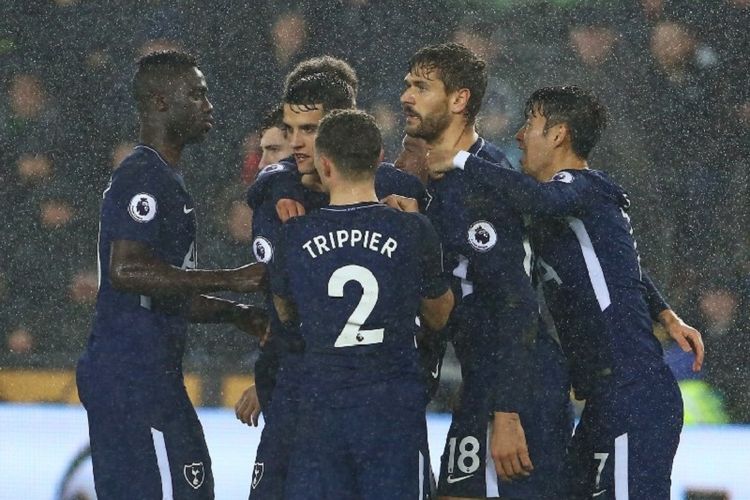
top-left (404, 105), bottom-right (451, 142)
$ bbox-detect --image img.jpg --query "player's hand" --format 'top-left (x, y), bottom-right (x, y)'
top-left (424, 146), bottom-right (459, 180)
top-left (235, 384), bottom-right (261, 427)
top-left (491, 412), bottom-right (534, 482)
top-left (380, 194), bottom-right (419, 213)
top-left (229, 262), bottom-right (268, 293)
top-left (276, 198), bottom-right (306, 222)
top-left (232, 304), bottom-right (269, 337)
top-left (659, 309), bottom-right (704, 372)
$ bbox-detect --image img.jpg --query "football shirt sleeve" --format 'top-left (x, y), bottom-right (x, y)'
top-left (104, 172), bottom-right (163, 246)
top-left (642, 270), bottom-right (671, 320)
top-left (269, 223), bottom-right (292, 299)
top-left (456, 153), bottom-right (593, 216)
top-left (415, 214), bottom-right (451, 299)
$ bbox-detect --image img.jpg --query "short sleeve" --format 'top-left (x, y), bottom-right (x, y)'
top-left (103, 170), bottom-right (163, 245)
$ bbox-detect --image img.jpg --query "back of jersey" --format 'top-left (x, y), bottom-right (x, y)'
top-left (271, 202), bottom-right (447, 408)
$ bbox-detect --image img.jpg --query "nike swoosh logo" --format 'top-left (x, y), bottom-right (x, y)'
top-left (183, 205), bottom-right (194, 214)
top-left (446, 474), bottom-right (473, 484)
top-left (431, 361), bottom-right (440, 379)
top-left (592, 490), bottom-right (607, 497)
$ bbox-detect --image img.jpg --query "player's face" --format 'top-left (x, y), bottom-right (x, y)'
top-left (167, 67), bottom-right (214, 144)
top-left (400, 68), bottom-right (452, 142)
top-left (283, 103), bottom-right (324, 175)
top-left (515, 109), bottom-right (555, 180)
top-left (259, 126), bottom-right (292, 168)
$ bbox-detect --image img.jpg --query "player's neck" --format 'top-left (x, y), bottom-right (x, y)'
top-left (541, 151), bottom-right (588, 181)
top-left (328, 182), bottom-right (378, 206)
top-left (430, 121), bottom-right (478, 153)
top-left (139, 128), bottom-right (183, 167)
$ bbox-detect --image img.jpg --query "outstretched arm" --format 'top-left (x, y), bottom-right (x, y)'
top-left (426, 149), bottom-right (589, 217)
top-left (110, 240), bottom-right (266, 296)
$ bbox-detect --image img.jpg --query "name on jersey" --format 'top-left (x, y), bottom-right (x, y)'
top-left (302, 230), bottom-right (398, 259)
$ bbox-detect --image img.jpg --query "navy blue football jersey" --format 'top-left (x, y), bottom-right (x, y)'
top-left (426, 138), bottom-right (538, 411)
top-left (459, 157), bottom-right (668, 397)
top-left (84, 145), bottom-right (197, 374)
top-left (270, 202), bottom-right (449, 408)
top-left (246, 159), bottom-right (430, 398)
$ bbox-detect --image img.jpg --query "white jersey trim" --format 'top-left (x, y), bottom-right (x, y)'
top-left (615, 432), bottom-right (629, 499)
top-left (418, 451), bottom-right (425, 500)
top-left (567, 217), bottom-right (611, 311)
top-left (151, 428), bottom-right (173, 497)
top-left (485, 423), bottom-right (500, 497)
top-left (452, 254), bottom-right (473, 298)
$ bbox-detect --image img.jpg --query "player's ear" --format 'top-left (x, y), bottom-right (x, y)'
top-left (551, 123), bottom-right (569, 148)
top-left (152, 92), bottom-right (168, 113)
top-left (378, 148), bottom-right (385, 164)
top-left (450, 88), bottom-right (470, 116)
top-left (319, 154), bottom-right (334, 180)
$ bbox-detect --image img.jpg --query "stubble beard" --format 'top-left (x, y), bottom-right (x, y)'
top-left (407, 108), bottom-right (452, 144)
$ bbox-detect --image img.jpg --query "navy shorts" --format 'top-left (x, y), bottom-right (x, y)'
top-left (76, 360), bottom-right (213, 500)
top-left (438, 333), bottom-right (572, 499)
top-left (249, 357), bottom-right (302, 500)
top-left (565, 368), bottom-right (683, 499)
top-left (285, 383), bottom-right (433, 500)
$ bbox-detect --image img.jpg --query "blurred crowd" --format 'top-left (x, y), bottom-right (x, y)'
top-left (1, 0), bottom-right (748, 421)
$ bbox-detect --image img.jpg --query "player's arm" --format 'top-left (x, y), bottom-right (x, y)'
top-left (491, 302), bottom-right (538, 482)
top-left (420, 291), bottom-right (453, 331)
top-left (272, 294), bottom-right (298, 326)
top-left (246, 162), bottom-right (306, 222)
top-left (427, 150), bottom-right (589, 216)
top-left (110, 240), bottom-right (266, 295)
top-left (188, 294), bottom-right (268, 337)
top-left (270, 170), bottom-right (307, 222)
top-left (642, 271), bottom-right (704, 371)
top-left (415, 214), bottom-right (454, 331)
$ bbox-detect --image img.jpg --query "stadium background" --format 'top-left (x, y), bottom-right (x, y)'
top-left (1, 0), bottom-right (748, 498)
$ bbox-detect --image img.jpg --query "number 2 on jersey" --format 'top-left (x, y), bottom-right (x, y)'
top-left (328, 265), bottom-right (384, 347)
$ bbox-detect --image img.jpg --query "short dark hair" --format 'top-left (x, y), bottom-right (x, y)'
top-left (525, 86), bottom-right (608, 159)
top-left (283, 72), bottom-right (355, 114)
top-left (409, 42), bottom-right (487, 123)
top-left (315, 109), bottom-right (381, 180)
top-left (284, 56), bottom-right (358, 98)
top-left (133, 50), bottom-right (198, 112)
top-left (260, 104), bottom-right (284, 135)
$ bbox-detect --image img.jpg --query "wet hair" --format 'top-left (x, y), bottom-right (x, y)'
top-left (260, 104), bottom-right (285, 134)
top-left (283, 72), bottom-right (355, 114)
top-left (133, 50), bottom-right (198, 112)
top-left (525, 86), bottom-right (608, 159)
top-left (315, 109), bottom-right (381, 180)
top-left (284, 56), bottom-right (358, 98)
top-left (408, 42), bottom-right (487, 123)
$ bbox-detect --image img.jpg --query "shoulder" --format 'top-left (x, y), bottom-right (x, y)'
top-left (475, 139), bottom-right (513, 170)
top-left (256, 158), bottom-right (297, 180)
top-left (558, 169), bottom-right (630, 208)
top-left (108, 149), bottom-right (168, 197)
top-left (247, 158), bottom-right (298, 208)
top-left (374, 162), bottom-right (424, 197)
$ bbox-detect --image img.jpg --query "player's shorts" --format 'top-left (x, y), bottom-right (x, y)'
top-left (248, 354), bottom-right (302, 500)
top-left (285, 380), bottom-right (433, 500)
top-left (76, 360), bottom-right (214, 500)
top-left (565, 366), bottom-right (682, 500)
top-left (438, 332), bottom-right (572, 499)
